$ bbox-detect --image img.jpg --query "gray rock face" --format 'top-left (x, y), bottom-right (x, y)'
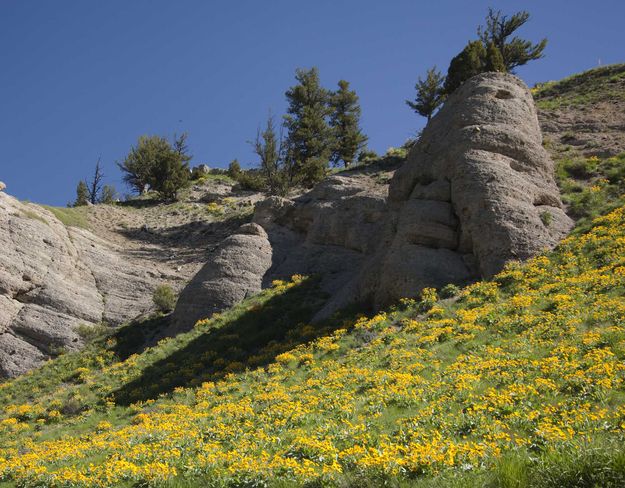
top-left (0, 193), bottom-right (161, 378)
top-left (388, 73), bottom-right (571, 278)
top-left (171, 223), bottom-right (273, 331)
top-left (173, 73), bottom-right (573, 324)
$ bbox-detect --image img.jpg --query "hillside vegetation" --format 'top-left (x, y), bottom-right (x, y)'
top-left (533, 63), bottom-right (625, 110)
top-left (2, 198), bottom-right (625, 487)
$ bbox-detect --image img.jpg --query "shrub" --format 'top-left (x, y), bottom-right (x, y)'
top-left (540, 211), bottom-right (553, 226)
top-left (357, 149), bottom-right (378, 163)
top-left (152, 285), bottom-right (177, 313)
top-left (118, 134), bottom-right (190, 200)
top-left (440, 283), bottom-right (461, 299)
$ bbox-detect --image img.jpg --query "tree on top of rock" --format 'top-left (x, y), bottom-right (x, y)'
top-left (252, 114), bottom-right (286, 195)
top-left (283, 67), bottom-right (333, 187)
top-left (443, 9), bottom-right (546, 95)
top-left (478, 8), bottom-right (547, 72)
top-left (444, 41), bottom-right (487, 95)
top-left (330, 80), bottom-right (367, 167)
top-left (406, 66), bottom-right (446, 121)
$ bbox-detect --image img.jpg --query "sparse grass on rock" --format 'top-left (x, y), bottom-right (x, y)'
top-left (41, 205), bottom-right (90, 229)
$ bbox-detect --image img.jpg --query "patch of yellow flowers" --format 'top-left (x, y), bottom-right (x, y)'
top-left (1, 207), bottom-right (625, 486)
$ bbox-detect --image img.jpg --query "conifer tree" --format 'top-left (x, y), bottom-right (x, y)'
top-left (252, 115), bottom-right (285, 195)
top-left (228, 159), bottom-right (242, 179)
top-left (443, 9), bottom-right (546, 95)
top-left (329, 80), bottom-right (367, 167)
top-left (406, 67), bottom-right (446, 122)
top-left (87, 158), bottom-right (104, 205)
top-left (444, 40), bottom-right (487, 95)
top-left (478, 8), bottom-right (547, 71)
top-left (283, 67), bottom-right (332, 186)
top-left (149, 151), bottom-right (189, 200)
top-left (118, 135), bottom-right (190, 199)
top-left (484, 42), bottom-right (506, 73)
top-left (74, 181), bottom-right (89, 206)
top-left (100, 185), bottom-right (118, 204)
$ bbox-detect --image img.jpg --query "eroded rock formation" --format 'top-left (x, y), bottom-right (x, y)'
top-left (0, 194), bottom-right (161, 377)
top-left (173, 72), bottom-right (573, 326)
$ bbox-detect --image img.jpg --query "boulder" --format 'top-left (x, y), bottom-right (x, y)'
top-left (170, 223), bottom-right (273, 331)
top-left (0, 181), bottom-right (5, 192)
top-left (387, 72), bottom-right (573, 281)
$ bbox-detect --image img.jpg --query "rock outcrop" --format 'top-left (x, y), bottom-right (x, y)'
top-left (174, 72), bottom-right (573, 324)
top-left (0, 194), bottom-right (162, 377)
top-left (171, 223), bottom-right (272, 331)
top-left (0, 175), bottom-right (265, 378)
top-left (371, 72), bottom-right (573, 305)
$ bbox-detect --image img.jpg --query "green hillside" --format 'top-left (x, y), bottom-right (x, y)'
top-left (533, 63), bottom-right (625, 110)
top-left (1, 195), bottom-right (625, 488)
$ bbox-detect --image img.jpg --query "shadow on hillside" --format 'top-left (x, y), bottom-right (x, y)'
top-left (117, 214), bottom-right (251, 264)
top-left (110, 277), bottom-right (355, 406)
top-left (111, 314), bottom-right (171, 361)
top-left (119, 198), bottom-right (167, 209)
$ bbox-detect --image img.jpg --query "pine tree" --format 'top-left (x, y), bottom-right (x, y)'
top-left (100, 185), bottom-right (118, 204)
top-left (74, 181), bottom-right (89, 206)
top-left (118, 135), bottom-right (190, 199)
top-left (173, 133), bottom-right (192, 165)
top-left (329, 80), bottom-right (367, 167)
top-left (252, 115), bottom-right (285, 195)
top-left (87, 158), bottom-right (104, 205)
top-left (484, 42), bottom-right (506, 72)
top-left (443, 9), bottom-right (546, 95)
top-left (406, 67), bottom-right (446, 122)
top-left (228, 159), bottom-right (242, 179)
top-left (478, 8), bottom-right (547, 71)
top-left (444, 40), bottom-right (487, 95)
top-left (283, 67), bottom-right (332, 187)
top-left (150, 151), bottom-right (189, 200)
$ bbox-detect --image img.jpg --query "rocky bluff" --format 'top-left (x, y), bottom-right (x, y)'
top-left (0, 72), bottom-right (574, 377)
top-left (173, 73), bottom-right (573, 329)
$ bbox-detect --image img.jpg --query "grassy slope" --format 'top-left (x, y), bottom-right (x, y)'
top-left (532, 64), bottom-right (625, 232)
top-left (532, 63), bottom-right (625, 110)
top-left (1, 207), bottom-right (625, 487)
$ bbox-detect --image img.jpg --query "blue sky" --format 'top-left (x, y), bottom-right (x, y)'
top-left (1, 1), bottom-right (623, 205)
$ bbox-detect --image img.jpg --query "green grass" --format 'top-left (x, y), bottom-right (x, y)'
top-left (555, 152), bottom-right (625, 232)
top-left (193, 172), bottom-right (235, 184)
top-left (41, 205), bottom-right (90, 229)
top-left (20, 209), bottom-right (49, 225)
top-left (533, 63), bottom-right (625, 110)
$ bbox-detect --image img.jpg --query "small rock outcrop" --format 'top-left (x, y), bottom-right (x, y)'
top-left (171, 223), bottom-right (273, 331)
top-left (174, 72), bottom-right (573, 324)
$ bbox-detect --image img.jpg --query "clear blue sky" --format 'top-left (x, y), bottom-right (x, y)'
top-left (1, 0), bottom-right (623, 205)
